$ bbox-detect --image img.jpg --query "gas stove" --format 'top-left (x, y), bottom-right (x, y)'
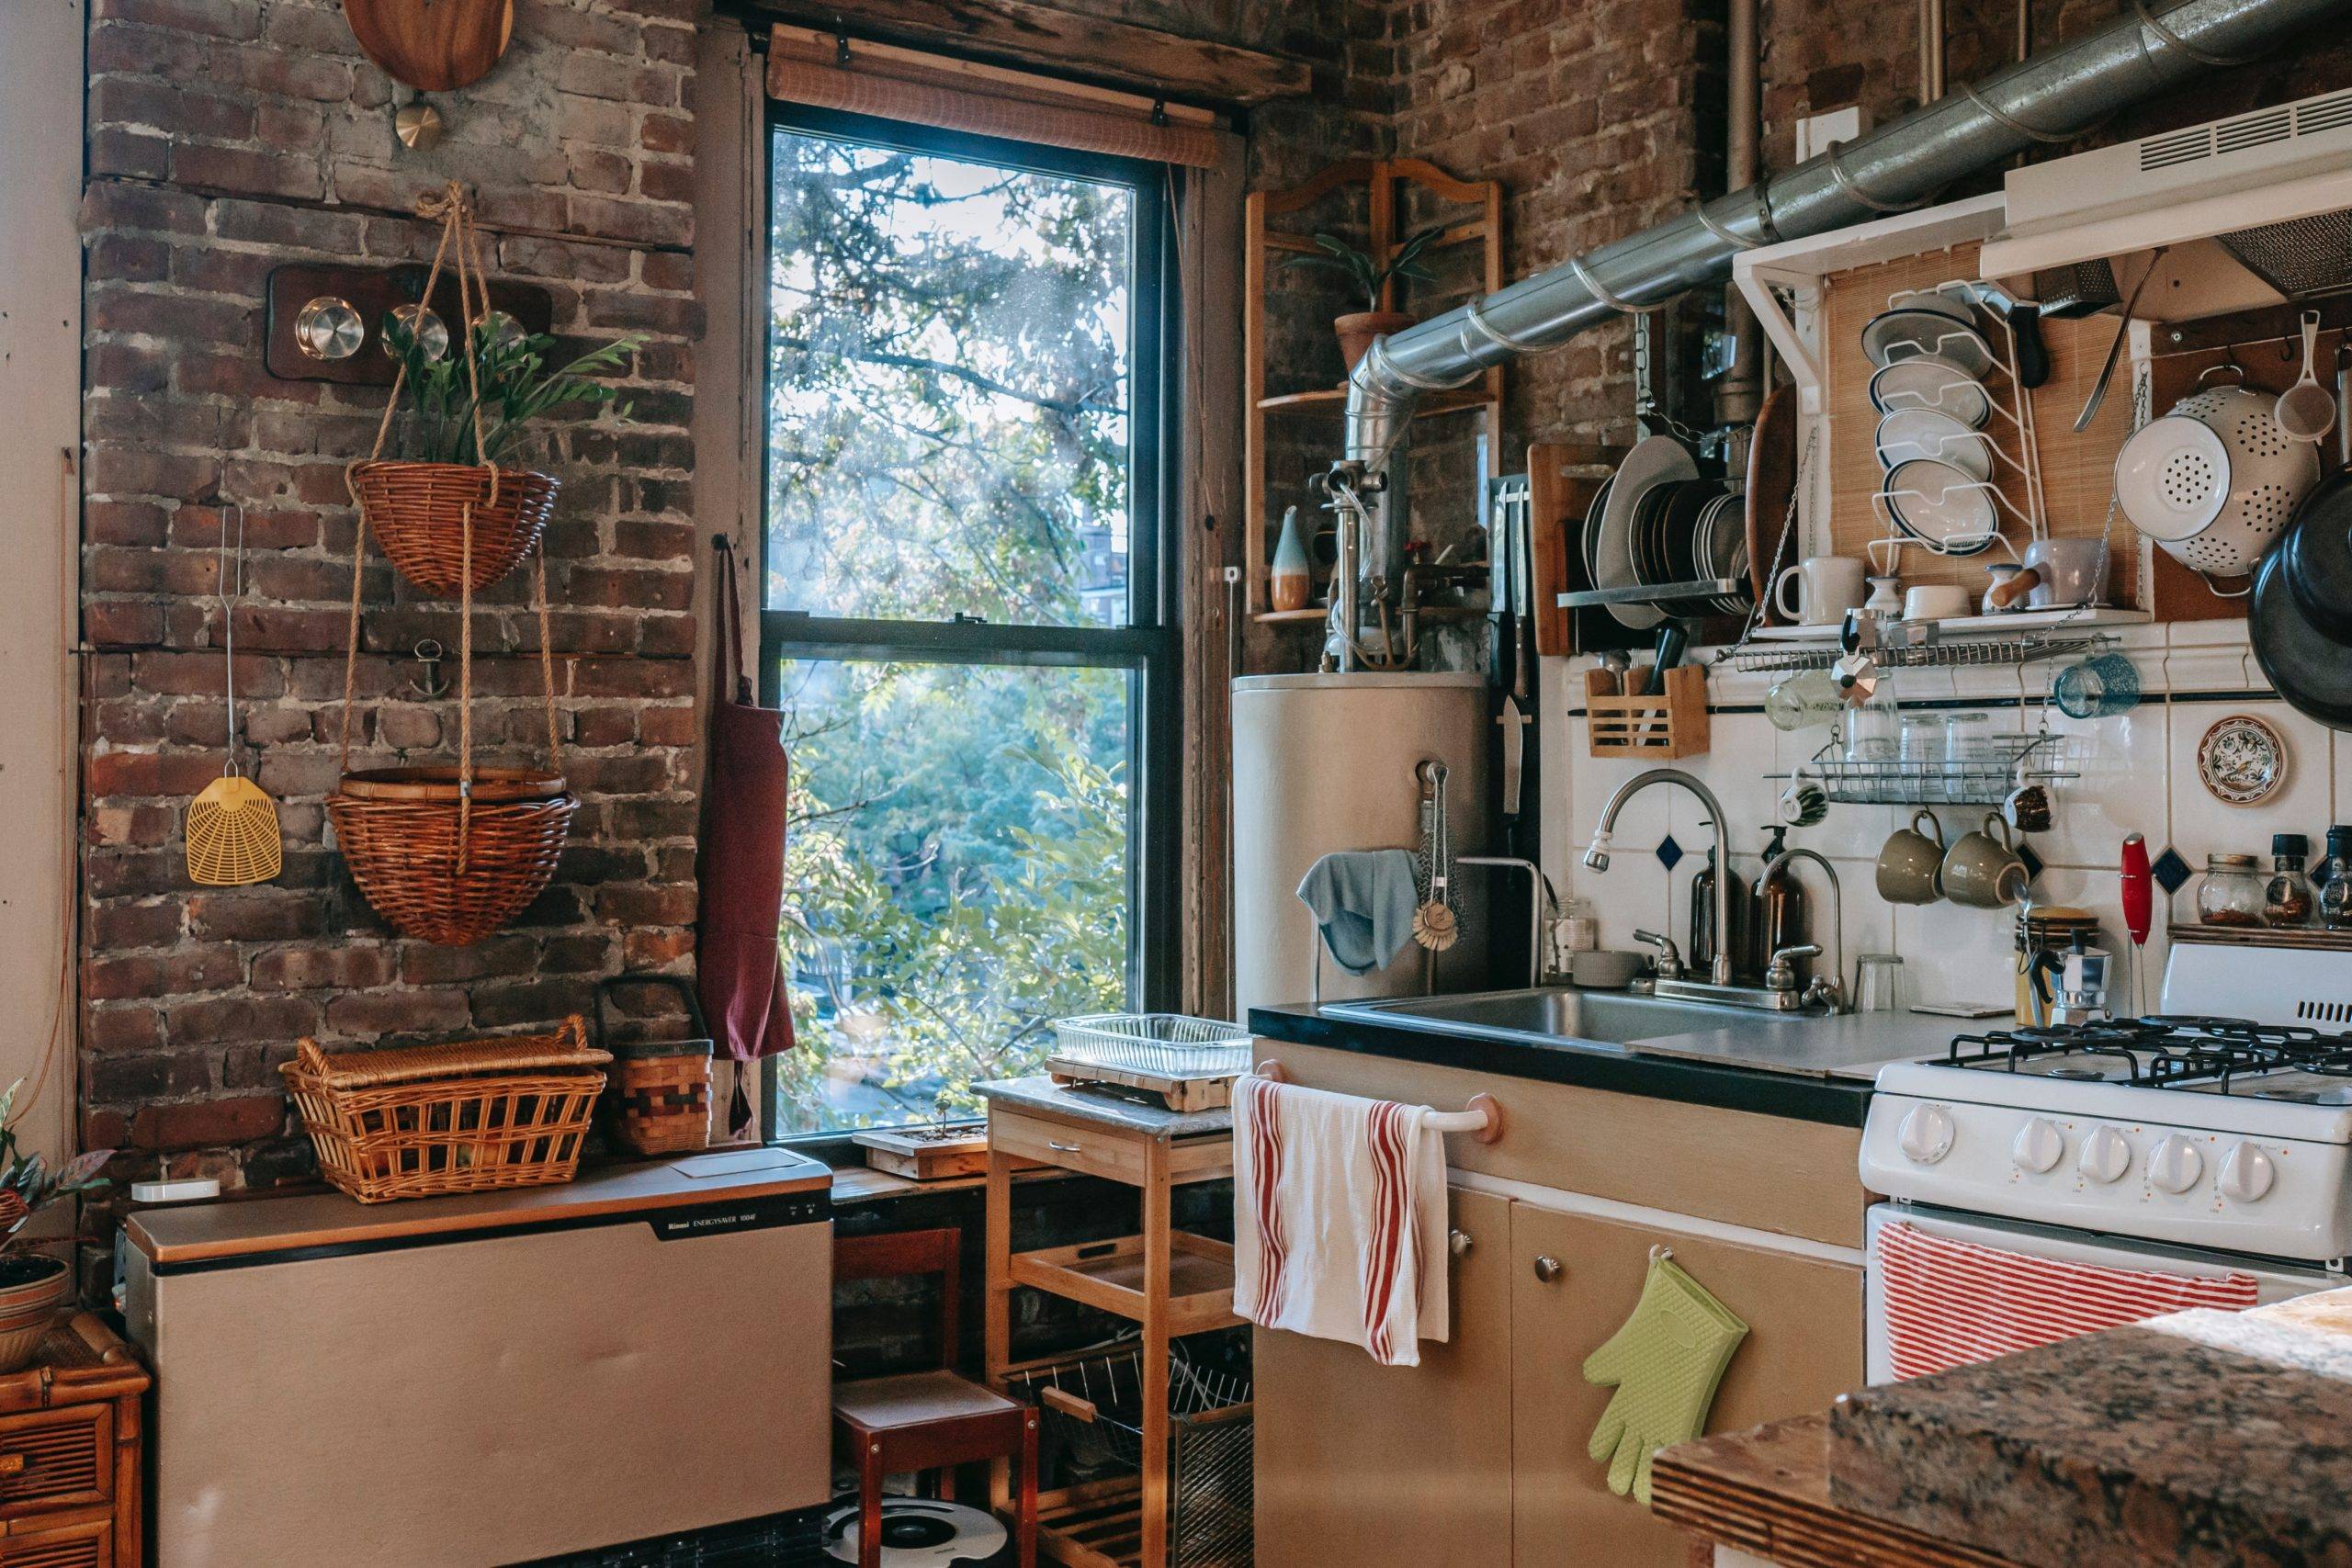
top-left (1863, 934), bottom-right (2352, 1263)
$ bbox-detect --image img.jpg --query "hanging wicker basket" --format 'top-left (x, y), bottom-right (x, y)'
top-left (350, 460), bottom-right (559, 596)
top-left (328, 767), bottom-right (576, 946)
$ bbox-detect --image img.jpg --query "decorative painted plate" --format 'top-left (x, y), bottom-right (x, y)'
top-left (2197, 713), bottom-right (2290, 807)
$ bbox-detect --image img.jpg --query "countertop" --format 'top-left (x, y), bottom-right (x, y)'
top-left (1659, 1291), bottom-right (2352, 1567)
top-left (1248, 997), bottom-right (1958, 1126)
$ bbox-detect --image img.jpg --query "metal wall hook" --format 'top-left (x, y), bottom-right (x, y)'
top-left (410, 638), bottom-right (449, 698)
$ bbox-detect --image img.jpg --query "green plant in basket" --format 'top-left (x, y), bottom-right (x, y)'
top-left (382, 313), bottom-right (642, 469)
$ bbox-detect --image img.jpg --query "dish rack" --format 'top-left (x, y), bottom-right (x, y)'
top-left (1052, 1014), bottom-right (1252, 1079)
top-left (1786, 729), bottom-right (2075, 807)
top-left (1723, 624), bottom-right (2120, 675)
top-left (1004, 1334), bottom-right (1254, 1568)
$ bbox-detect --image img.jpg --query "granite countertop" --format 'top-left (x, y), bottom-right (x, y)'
top-left (1824, 1295), bottom-right (2352, 1567)
top-left (975, 1075), bottom-right (1233, 1138)
top-left (1248, 996), bottom-right (1952, 1125)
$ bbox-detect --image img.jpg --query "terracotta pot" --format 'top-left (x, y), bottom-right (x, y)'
top-left (0, 1256), bottom-right (70, 1374)
top-left (1334, 310), bottom-right (1417, 372)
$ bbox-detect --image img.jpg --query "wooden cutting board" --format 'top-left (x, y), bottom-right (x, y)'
top-left (345, 0), bottom-right (514, 93)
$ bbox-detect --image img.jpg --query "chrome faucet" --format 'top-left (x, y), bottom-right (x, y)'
top-left (1583, 768), bottom-right (1735, 987)
top-left (1758, 844), bottom-right (1847, 1012)
top-left (1458, 855), bottom-right (1561, 987)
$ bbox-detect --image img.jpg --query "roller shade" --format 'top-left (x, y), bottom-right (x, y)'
top-left (764, 25), bottom-right (1227, 168)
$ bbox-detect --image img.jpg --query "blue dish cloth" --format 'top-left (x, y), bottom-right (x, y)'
top-left (1295, 849), bottom-right (1422, 976)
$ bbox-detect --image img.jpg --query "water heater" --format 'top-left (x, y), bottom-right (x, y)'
top-left (1231, 672), bottom-right (1490, 1020)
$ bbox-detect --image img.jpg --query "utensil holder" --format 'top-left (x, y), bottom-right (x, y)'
top-left (1585, 664), bottom-right (1709, 759)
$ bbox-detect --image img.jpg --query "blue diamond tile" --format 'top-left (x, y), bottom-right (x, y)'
top-left (1655, 835), bottom-right (1684, 872)
top-left (2018, 842), bottom-right (2045, 884)
top-left (2152, 847), bottom-right (2192, 895)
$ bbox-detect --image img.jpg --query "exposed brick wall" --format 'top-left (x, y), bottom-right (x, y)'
top-left (78, 0), bottom-right (703, 1189)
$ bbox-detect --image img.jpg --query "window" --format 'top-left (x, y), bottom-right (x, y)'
top-left (762, 104), bottom-right (1176, 1137)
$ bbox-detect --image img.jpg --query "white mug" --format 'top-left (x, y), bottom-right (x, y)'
top-left (1772, 556), bottom-right (1867, 626)
top-left (1902, 583), bottom-right (1972, 622)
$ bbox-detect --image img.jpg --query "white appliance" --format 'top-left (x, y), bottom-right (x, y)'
top-left (123, 1147), bottom-right (835, 1566)
top-left (1860, 931), bottom-right (2352, 1384)
top-left (1230, 672), bottom-right (1489, 1019)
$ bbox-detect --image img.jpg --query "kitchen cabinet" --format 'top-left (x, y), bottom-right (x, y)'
top-left (1255, 1187), bottom-right (1513, 1566)
top-left (1250, 1042), bottom-right (1867, 1567)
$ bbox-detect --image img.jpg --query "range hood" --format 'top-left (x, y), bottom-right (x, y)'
top-left (1982, 85), bottom-right (2352, 312)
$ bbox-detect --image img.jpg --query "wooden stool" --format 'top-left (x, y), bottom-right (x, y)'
top-left (833, 1227), bottom-right (1038, 1568)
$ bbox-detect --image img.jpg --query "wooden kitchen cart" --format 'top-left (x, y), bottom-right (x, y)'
top-left (977, 1077), bottom-right (1238, 1568)
top-left (0, 1312), bottom-right (150, 1566)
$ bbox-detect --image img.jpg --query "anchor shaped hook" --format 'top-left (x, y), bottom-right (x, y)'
top-left (409, 638), bottom-right (449, 699)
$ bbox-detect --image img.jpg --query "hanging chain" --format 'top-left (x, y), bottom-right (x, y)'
top-left (1713, 426), bottom-right (1817, 664)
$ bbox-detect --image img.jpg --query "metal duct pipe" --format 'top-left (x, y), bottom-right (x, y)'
top-left (1717, 0), bottom-right (1763, 426)
top-left (1343, 0), bottom-right (2333, 471)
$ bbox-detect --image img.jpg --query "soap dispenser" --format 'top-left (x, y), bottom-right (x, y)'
top-left (1751, 825), bottom-right (1808, 982)
top-left (1690, 848), bottom-right (1749, 982)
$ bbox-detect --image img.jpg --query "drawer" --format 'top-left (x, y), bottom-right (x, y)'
top-left (0, 1517), bottom-right (110, 1567)
top-left (990, 1109), bottom-right (1146, 1185)
top-left (0, 1405), bottom-right (110, 1518)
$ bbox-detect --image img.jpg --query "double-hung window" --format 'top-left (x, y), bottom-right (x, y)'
top-left (761, 102), bottom-right (1177, 1136)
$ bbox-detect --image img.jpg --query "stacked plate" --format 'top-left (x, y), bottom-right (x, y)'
top-left (1583, 435), bottom-right (1753, 627)
top-left (1863, 288), bottom-right (2000, 557)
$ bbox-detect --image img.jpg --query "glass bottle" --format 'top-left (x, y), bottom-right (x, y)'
top-left (1690, 849), bottom-right (1750, 981)
top-left (1750, 826), bottom-right (1808, 983)
top-left (2195, 852), bottom-right (2267, 929)
top-left (2263, 832), bottom-right (2316, 928)
top-left (2319, 826), bottom-right (2352, 931)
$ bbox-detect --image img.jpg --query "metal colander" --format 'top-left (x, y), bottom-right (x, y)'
top-left (2114, 381), bottom-right (2320, 580)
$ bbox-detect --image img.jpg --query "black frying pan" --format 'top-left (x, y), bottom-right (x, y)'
top-left (2250, 542), bottom-right (2352, 730)
top-left (2281, 471), bottom-right (2352, 644)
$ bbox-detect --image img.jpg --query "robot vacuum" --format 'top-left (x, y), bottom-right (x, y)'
top-left (819, 1497), bottom-right (1012, 1566)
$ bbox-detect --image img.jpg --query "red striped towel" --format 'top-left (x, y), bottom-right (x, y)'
top-left (1231, 1074), bottom-right (1450, 1367)
top-left (1879, 1220), bottom-right (2260, 1381)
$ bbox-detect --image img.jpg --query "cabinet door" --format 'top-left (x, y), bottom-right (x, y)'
top-left (1510, 1202), bottom-right (1862, 1567)
top-left (1255, 1186), bottom-right (1513, 1568)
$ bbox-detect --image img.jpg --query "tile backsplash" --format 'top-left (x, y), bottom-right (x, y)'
top-left (1539, 620), bottom-right (2345, 1016)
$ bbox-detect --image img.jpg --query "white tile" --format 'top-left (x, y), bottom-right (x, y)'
top-left (2165, 698), bottom-right (2334, 874)
top-left (1894, 895), bottom-right (2019, 1013)
top-left (2030, 701), bottom-right (2168, 871)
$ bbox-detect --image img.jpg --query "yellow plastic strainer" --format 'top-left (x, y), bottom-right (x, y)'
top-left (182, 504), bottom-right (281, 886)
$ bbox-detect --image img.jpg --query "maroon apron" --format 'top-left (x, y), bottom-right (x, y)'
top-left (696, 539), bottom-right (795, 1131)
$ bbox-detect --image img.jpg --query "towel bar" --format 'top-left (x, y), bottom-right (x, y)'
top-left (1250, 1060), bottom-right (1505, 1145)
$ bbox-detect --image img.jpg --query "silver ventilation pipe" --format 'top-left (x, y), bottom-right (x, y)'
top-left (1342, 0), bottom-right (2333, 473)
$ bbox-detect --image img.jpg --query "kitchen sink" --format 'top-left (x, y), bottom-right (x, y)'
top-left (1317, 987), bottom-right (1815, 1052)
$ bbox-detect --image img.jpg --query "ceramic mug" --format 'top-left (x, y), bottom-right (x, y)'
top-left (2021, 537), bottom-right (2109, 610)
top-left (2001, 776), bottom-right (2054, 833)
top-left (1941, 812), bottom-right (2030, 908)
top-left (1902, 583), bottom-right (1972, 622)
top-left (1876, 809), bottom-right (1947, 905)
top-left (1772, 556), bottom-right (1867, 626)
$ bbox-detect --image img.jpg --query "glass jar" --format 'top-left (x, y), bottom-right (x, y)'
top-left (1841, 686), bottom-right (1899, 765)
top-left (2320, 826), bottom-right (2352, 931)
top-left (1897, 712), bottom-right (1948, 769)
top-left (2196, 852), bottom-right (2268, 929)
top-left (1942, 711), bottom-right (1992, 788)
top-left (2264, 832), bottom-right (2316, 928)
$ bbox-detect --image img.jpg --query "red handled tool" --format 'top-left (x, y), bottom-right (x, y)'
top-left (2121, 833), bottom-right (2153, 1015)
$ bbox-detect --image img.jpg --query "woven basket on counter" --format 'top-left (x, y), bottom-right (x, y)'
top-left (593, 974), bottom-right (713, 1157)
top-left (327, 767), bottom-right (575, 946)
top-left (348, 460), bottom-right (559, 596)
top-left (281, 1016), bottom-right (611, 1203)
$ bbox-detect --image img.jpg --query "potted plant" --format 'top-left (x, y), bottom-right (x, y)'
top-left (0, 1085), bottom-right (111, 1373)
top-left (1284, 225), bottom-right (1447, 371)
top-left (354, 313), bottom-right (640, 597)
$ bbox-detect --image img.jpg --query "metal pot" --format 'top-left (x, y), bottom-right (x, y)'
top-left (2113, 373), bottom-right (2320, 584)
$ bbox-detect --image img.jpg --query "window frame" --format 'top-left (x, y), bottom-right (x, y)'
top-left (756, 99), bottom-right (1184, 1144)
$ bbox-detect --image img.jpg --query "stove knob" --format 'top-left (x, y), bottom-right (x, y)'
top-left (2077, 1125), bottom-right (2131, 1184)
top-left (1898, 1103), bottom-right (1955, 1165)
top-left (2219, 1142), bottom-right (2277, 1204)
top-left (2147, 1134), bottom-right (2204, 1195)
top-left (2011, 1117), bottom-right (2064, 1175)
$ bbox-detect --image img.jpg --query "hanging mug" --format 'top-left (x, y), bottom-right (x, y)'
top-left (1941, 813), bottom-right (2030, 908)
top-left (2001, 758), bottom-right (2053, 833)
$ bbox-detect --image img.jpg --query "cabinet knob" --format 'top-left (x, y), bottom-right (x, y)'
top-left (1449, 1229), bottom-right (1473, 1257)
top-left (1532, 1255), bottom-right (1562, 1283)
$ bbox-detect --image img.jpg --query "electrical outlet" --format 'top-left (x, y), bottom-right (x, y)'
top-left (1795, 106), bottom-right (1865, 164)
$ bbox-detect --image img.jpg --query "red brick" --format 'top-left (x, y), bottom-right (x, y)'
top-left (129, 1095), bottom-right (287, 1153)
top-left (250, 947), bottom-right (397, 992)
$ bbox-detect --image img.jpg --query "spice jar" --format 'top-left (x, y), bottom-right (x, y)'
top-left (2196, 852), bottom-right (2267, 928)
top-left (2264, 833), bottom-right (2316, 928)
top-left (2318, 826), bottom-right (2352, 931)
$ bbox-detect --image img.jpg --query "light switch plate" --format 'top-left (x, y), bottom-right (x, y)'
top-left (1796, 106), bottom-right (1866, 164)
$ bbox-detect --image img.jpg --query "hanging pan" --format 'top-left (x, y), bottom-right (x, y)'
top-left (2249, 544), bottom-right (2352, 732)
top-left (2278, 471), bottom-right (2352, 643)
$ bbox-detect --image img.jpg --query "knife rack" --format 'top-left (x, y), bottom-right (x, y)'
top-left (1584, 664), bottom-right (1709, 759)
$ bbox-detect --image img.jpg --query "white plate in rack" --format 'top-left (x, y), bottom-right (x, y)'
top-left (1593, 434), bottom-right (1698, 630)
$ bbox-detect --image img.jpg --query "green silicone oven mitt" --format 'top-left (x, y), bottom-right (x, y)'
top-left (1582, 1252), bottom-right (1750, 1506)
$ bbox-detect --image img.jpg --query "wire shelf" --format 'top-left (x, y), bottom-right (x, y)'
top-left (1724, 627), bottom-right (2116, 675)
top-left (1781, 730), bottom-right (2075, 807)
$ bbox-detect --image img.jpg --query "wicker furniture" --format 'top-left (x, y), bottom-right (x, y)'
top-left (346, 460), bottom-right (559, 595)
top-left (326, 766), bottom-right (577, 947)
top-left (833, 1228), bottom-right (1039, 1568)
top-left (979, 1077), bottom-right (1238, 1567)
top-left (279, 1017), bottom-right (610, 1202)
top-left (0, 1312), bottom-right (150, 1567)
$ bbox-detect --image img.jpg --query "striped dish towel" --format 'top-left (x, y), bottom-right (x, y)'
top-left (1231, 1074), bottom-right (1450, 1367)
top-left (1879, 1220), bottom-right (2260, 1381)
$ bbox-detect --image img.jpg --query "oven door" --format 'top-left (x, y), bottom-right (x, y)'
top-left (1864, 1201), bottom-right (2339, 1385)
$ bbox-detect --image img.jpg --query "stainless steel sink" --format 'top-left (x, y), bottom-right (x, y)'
top-left (1317, 986), bottom-right (1814, 1052)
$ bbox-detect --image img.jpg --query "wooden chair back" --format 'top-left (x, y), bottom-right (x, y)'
top-left (834, 1226), bottom-right (963, 1372)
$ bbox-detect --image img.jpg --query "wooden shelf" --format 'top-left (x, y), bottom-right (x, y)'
top-left (1007, 1232), bottom-right (1242, 1335)
top-left (1038, 1476), bottom-right (1145, 1567)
